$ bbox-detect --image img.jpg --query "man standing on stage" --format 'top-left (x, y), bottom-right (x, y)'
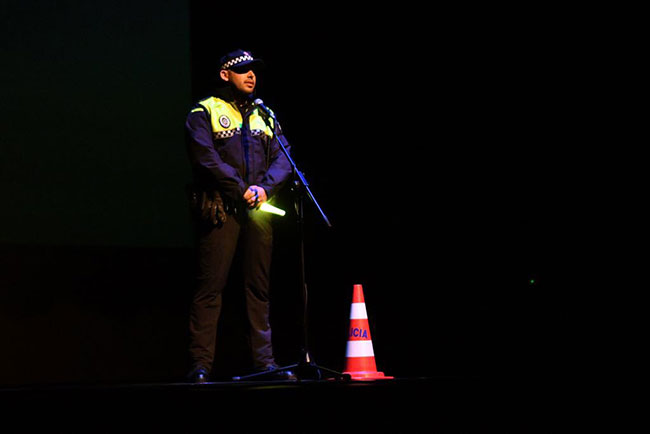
top-left (184, 49), bottom-right (294, 383)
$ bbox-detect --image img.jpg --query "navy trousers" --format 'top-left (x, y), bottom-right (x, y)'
top-left (189, 209), bottom-right (275, 374)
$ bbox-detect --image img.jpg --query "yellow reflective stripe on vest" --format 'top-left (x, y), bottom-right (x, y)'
top-left (198, 97), bottom-right (242, 134)
top-left (198, 97), bottom-right (273, 138)
top-left (248, 110), bottom-right (274, 138)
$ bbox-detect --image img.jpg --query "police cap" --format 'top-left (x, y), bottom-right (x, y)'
top-left (219, 49), bottom-right (265, 73)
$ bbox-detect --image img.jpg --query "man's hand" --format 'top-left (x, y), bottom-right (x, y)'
top-left (244, 186), bottom-right (268, 209)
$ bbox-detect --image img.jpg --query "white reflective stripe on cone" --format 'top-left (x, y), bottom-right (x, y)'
top-left (345, 340), bottom-right (375, 358)
top-left (349, 302), bottom-right (368, 319)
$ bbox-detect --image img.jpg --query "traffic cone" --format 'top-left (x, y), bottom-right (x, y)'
top-left (343, 284), bottom-right (393, 380)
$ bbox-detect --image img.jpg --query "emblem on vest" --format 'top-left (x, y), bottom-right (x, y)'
top-left (218, 115), bottom-right (231, 129)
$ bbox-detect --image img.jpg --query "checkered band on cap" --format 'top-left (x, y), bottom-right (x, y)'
top-left (221, 54), bottom-right (254, 70)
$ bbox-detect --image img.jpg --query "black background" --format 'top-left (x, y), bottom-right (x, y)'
top-left (0, 1), bottom-right (575, 386)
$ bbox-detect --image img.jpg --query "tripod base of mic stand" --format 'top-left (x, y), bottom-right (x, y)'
top-left (232, 360), bottom-right (351, 382)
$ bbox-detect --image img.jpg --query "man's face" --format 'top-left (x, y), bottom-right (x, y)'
top-left (220, 68), bottom-right (256, 94)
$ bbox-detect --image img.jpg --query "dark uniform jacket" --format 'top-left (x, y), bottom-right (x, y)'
top-left (185, 87), bottom-right (292, 204)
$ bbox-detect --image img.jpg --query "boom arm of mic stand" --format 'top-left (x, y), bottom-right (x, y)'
top-left (268, 121), bottom-right (332, 228)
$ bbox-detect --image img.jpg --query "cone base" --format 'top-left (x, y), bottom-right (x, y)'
top-left (343, 371), bottom-right (394, 381)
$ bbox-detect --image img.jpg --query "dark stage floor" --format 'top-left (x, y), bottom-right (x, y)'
top-left (2, 376), bottom-right (536, 432)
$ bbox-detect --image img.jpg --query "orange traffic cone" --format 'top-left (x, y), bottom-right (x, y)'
top-left (343, 284), bottom-right (393, 380)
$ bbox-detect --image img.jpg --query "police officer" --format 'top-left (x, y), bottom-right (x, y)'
top-left (185, 49), bottom-right (294, 383)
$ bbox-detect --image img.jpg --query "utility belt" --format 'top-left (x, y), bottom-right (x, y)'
top-left (186, 185), bottom-right (239, 227)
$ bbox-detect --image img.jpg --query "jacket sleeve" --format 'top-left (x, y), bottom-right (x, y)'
top-left (259, 124), bottom-right (293, 199)
top-left (185, 108), bottom-right (247, 201)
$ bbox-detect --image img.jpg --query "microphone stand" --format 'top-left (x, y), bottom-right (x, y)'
top-left (233, 103), bottom-right (349, 382)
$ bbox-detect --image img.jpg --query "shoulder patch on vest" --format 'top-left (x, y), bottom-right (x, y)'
top-left (219, 115), bottom-right (231, 128)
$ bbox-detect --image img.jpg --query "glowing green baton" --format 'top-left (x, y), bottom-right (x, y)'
top-left (258, 202), bottom-right (286, 216)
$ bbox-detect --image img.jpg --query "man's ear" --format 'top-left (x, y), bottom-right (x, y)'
top-left (219, 69), bottom-right (230, 82)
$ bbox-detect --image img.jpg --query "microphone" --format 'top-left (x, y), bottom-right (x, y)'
top-left (251, 98), bottom-right (276, 120)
